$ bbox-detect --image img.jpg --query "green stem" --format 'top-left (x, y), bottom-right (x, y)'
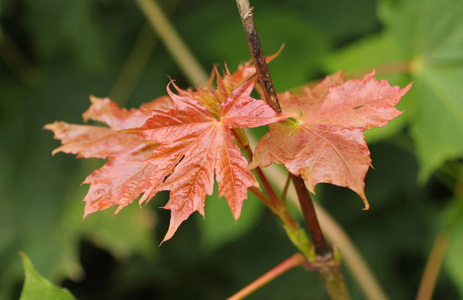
top-left (248, 185), bottom-right (312, 258)
top-left (279, 205), bottom-right (314, 260)
top-left (320, 265), bottom-right (351, 300)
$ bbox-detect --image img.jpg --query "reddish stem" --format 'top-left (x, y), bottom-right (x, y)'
top-left (227, 253), bottom-right (307, 300)
top-left (233, 131), bottom-right (311, 257)
top-left (232, 129), bottom-right (280, 209)
top-left (254, 167), bottom-right (281, 209)
top-left (249, 186), bottom-right (277, 214)
top-left (280, 172), bottom-right (291, 203)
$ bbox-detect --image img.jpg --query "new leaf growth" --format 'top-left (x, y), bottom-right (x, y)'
top-left (250, 71), bottom-right (412, 208)
top-left (46, 64), bottom-right (290, 242)
top-left (46, 60), bottom-right (410, 241)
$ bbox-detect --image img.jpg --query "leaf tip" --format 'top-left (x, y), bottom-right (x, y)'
top-left (265, 44), bottom-right (285, 64)
top-left (360, 195), bottom-right (370, 211)
top-left (402, 82), bottom-right (413, 94)
top-left (83, 207), bottom-right (95, 220)
top-left (19, 251), bottom-right (28, 263)
top-left (161, 230), bottom-right (175, 245)
top-left (114, 205), bottom-right (124, 215)
top-left (43, 122), bottom-right (53, 131)
top-left (247, 161), bottom-right (257, 170)
top-left (50, 148), bottom-right (59, 156)
top-left (363, 69), bottom-right (376, 79)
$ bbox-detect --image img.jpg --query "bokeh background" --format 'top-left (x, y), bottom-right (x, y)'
top-left (1, 0), bottom-right (463, 299)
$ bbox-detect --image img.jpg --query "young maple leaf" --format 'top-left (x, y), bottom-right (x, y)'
top-left (44, 95), bottom-right (159, 159)
top-left (46, 74), bottom-right (289, 242)
top-left (201, 46), bottom-right (283, 110)
top-left (45, 95), bottom-right (172, 216)
top-left (129, 77), bottom-right (291, 242)
top-left (249, 71), bottom-right (412, 209)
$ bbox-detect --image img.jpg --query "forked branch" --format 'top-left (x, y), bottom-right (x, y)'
top-left (235, 0), bottom-right (331, 260)
top-left (235, 0), bottom-right (350, 298)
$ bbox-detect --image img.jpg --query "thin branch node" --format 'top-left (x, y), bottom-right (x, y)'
top-left (243, 7), bottom-right (253, 19)
top-left (317, 252), bottom-right (334, 263)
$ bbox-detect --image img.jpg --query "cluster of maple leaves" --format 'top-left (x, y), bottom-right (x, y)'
top-left (46, 58), bottom-right (410, 242)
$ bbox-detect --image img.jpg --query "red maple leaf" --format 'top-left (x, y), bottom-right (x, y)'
top-left (129, 77), bottom-right (290, 241)
top-left (45, 96), bottom-right (170, 216)
top-left (46, 75), bottom-right (290, 242)
top-left (249, 71), bottom-right (412, 208)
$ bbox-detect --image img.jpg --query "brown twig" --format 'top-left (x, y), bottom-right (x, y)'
top-left (235, 0), bottom-right (281, 113)
top-left (291, 174), bottom-right (331, 259)
top-left (236, 1), bottom-right (351, 298)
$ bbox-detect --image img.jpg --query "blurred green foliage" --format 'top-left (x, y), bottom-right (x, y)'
top-left (1, 0), bottom-right (462, 299)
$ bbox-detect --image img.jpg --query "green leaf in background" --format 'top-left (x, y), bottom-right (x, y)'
top-left (197, 183), bottom-right (263, 251)
top-left (57, 177), bottom-right (159, 280)
top-left (66, 163), bottom-right (159, 258)
top-left (325, 0), bottom-right (463, 180)
top-left (444, 197), bottom-right (463, 298)
top-left (378, 0), bottom-right (463, 180)
top-left (19, 252), bottom-right (76, 300)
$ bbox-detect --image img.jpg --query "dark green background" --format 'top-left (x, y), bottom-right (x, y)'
top-left (1, 0), bottom-right (463, 299)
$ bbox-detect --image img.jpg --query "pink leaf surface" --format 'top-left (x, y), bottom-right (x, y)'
top-left (46, 74), bottom-right (290, 242)
top-left (46, 97), bottom-right (160, 217)
top-left (250, 72), bottom-right (411, 208)
top-left (130, 78), bottom-right (290, 242)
